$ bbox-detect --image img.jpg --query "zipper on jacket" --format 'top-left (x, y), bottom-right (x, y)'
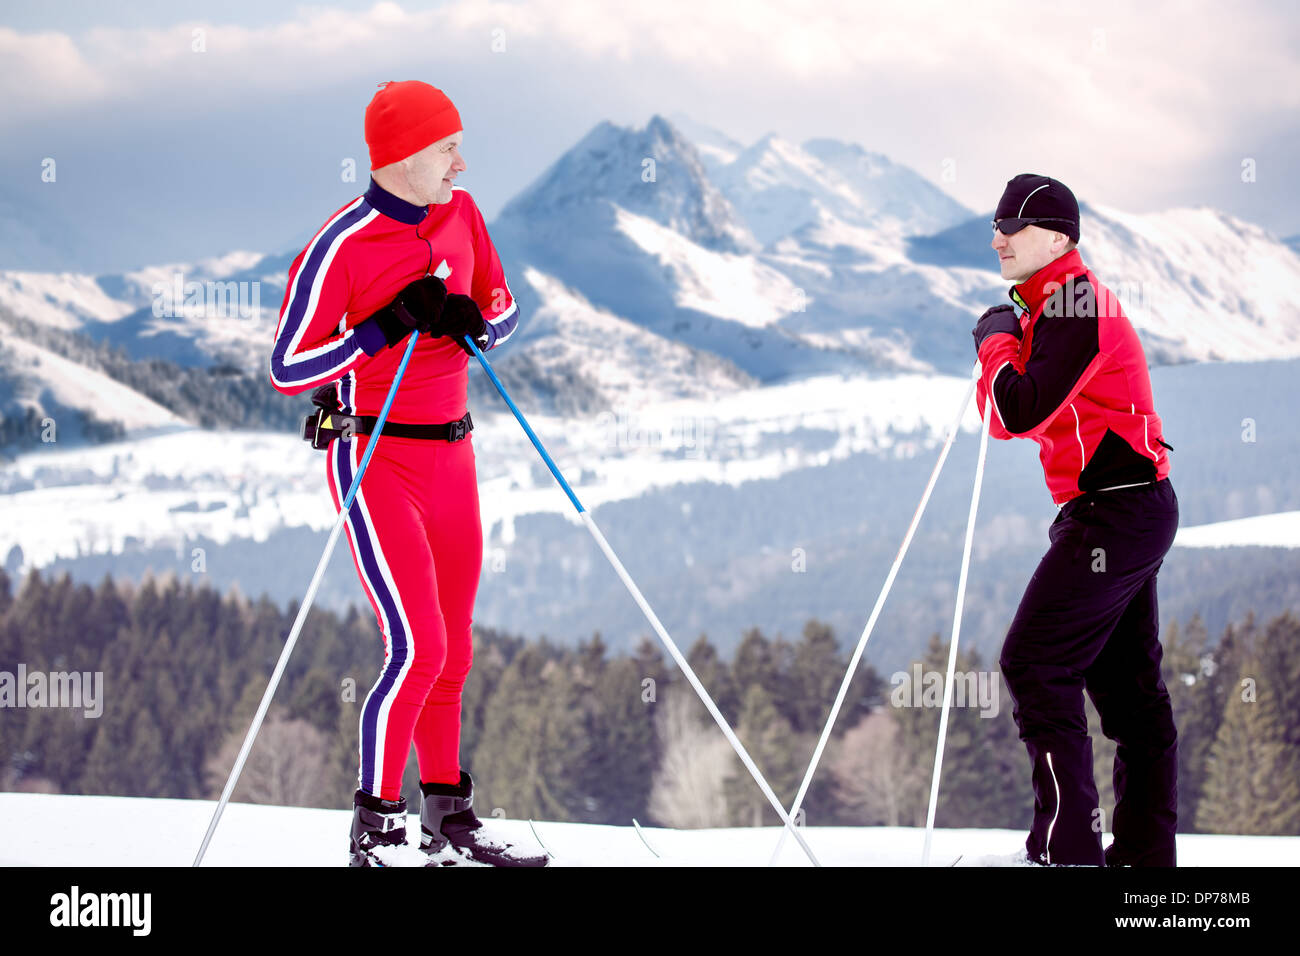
top-left (418, 223), bottom-right (433, 277)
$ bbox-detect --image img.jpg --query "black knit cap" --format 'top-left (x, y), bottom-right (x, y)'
top-left (995, 173), bottom-right (1080, 242)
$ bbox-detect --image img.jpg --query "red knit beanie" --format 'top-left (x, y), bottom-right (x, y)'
top-left (364, 80), bottom-right (463, 170)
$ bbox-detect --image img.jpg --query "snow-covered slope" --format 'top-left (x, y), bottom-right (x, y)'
top-left (1083, 204), bottom-right (1300, 363)
top-left (0, 250), bottom-right (278, 369)
top-left (611, 208), bottom-right (802, 328)
top-left (514, 267), bottom-right (754, 403)
top-left (0, 323), bottom-right (184, 433)
top-left (1175, 512), bottom-right (1300, 549)
top-left (0, 271), bottom-right (137, 330)
top-left (0, 427), bottom-right (328, 573)
top-left (712, 134), bottom-right (871, 247)
top-left (0, 370), bottom-right (979, 572)
top-left (803, 138), bottom-right (972, 236)
top-left (1, 793), bottom-right (1293, 867)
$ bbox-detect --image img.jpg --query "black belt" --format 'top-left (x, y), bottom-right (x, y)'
top-left (301, 386), bottom-right (471, 451)
top-left (302, 409), bottom-right (472, 449)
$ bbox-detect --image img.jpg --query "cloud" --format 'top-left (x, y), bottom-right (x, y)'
top-left (1, 1), bottom-right (1296, 223)
top-left (0, 28), bottom-right (110, 112)
top-left (5, 1), bottom-right (1297, 115)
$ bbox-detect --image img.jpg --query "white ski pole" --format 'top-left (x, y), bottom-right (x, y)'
top-left (921, 365), bottom-right (993, 866)
top-left (466, 335), bottom-right (822, 867)
top-left (193, 330), bottom-right (422, 867)
top-left (768, 363), bottom-right (980, 865)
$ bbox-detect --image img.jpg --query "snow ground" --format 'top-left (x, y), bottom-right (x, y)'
top-left (0, 794), bottom-right (1294, 867)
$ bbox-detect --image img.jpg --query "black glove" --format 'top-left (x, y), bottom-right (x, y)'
top-left (371, 275), bottom-right (449, 349)
top-left (435, 293), bottom-right (490, 355)
top-left (972, 304), bottom-right (1022, 351)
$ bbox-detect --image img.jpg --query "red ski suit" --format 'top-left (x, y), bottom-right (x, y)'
top-left (269, 178), bottom-right (518, 799)
top-left (976, 248), bottom-right (1171, 505)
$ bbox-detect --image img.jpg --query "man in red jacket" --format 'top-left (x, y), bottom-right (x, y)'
top-left (270, 80), bottom-right (544, 867)
top-left (971, 174), bottom-right (1179, 867)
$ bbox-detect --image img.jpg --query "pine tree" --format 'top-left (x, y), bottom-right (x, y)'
top-left (1196, 651), bottom-right (1300, 835)
top-left (459, 630), bottom-right (512, 766)
top-left (1255, 613), bottom-right (1300, 751)
top-left (576, 654), bottom-right (657, 823)
top-left (287, 668), bottom-right (342, 734)
top-left (890, 634), bottom-right (1031, 829)
top-left (631, 634), bottom-right (670, 722)
top-left (732, 627), bottom-right (778, 701)
top-left (685, 634), bottom-right (736, 722)
top-left (786, 620), bottom-right (841, 735)
top-left (1160, 615), bottom-right (1216, 831)
top-left (723, 684), bottom-right (802, 827)
top-left (472, 643), bottom-right (587, 820)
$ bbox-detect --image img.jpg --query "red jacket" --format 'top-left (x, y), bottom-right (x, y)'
top-left (976, 249), bottom-right (1171, 505)
top-left (268, 179), bottom-right (519, 423)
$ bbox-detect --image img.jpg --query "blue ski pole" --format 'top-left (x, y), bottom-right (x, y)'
top-left (194, 330), bottom-right (422, 867)
top-left (465, 335), bottom-right (822, 866)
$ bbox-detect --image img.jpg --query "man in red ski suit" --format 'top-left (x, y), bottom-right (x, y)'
top-left (972, 174), bottom-right (1179, 867)
top-left (269, 80), bottom-right (545, 867)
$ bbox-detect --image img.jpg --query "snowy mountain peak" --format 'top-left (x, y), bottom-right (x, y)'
top-left (498, 115), bottom-right (755, 253)
top-left (665, 113), bottom-right (745, 171)
top-left (710, 132), bottom-right (971, 247)
top-left (712, 135), bottom-right (861, 247)
top-left (800, 138), bottom-right (972, 235)
top-left (733, 133), bottom-right (827, 179)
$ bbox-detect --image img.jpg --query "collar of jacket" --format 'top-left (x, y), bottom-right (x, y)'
top-left (1007, 248), bottom-right (1086, 315)
top-left (364, 177), bottom-right (429, 225)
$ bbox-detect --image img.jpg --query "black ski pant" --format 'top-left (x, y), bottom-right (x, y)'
top-left (999, 478), bottom-right (1179, 866)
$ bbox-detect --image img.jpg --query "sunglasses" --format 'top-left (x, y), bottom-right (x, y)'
top-left (991, 217), bottom-right (1075, 235)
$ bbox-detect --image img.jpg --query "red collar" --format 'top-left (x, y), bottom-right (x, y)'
top-left (1009, 248), bottom-right (1086, 315)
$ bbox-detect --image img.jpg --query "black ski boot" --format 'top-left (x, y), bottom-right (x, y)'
top-left (348, 789), bottom-right (409, 867)
top-left (1105, 841), bottom-right (1176, 867)
top-left (419, 771), bottom-right (550, 867)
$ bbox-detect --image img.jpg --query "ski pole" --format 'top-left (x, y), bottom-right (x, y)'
top-left (465, 335), bottom-right (822, 867)
top-left (921, 364), bottom-right (993, 866)
top-left (193, 330), bottom-right (422, 867)
top-left (768, 363), bottom-right (980, 866)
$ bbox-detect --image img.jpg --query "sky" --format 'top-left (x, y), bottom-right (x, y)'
top-left (1, 0), bottom-right (1298, 273)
